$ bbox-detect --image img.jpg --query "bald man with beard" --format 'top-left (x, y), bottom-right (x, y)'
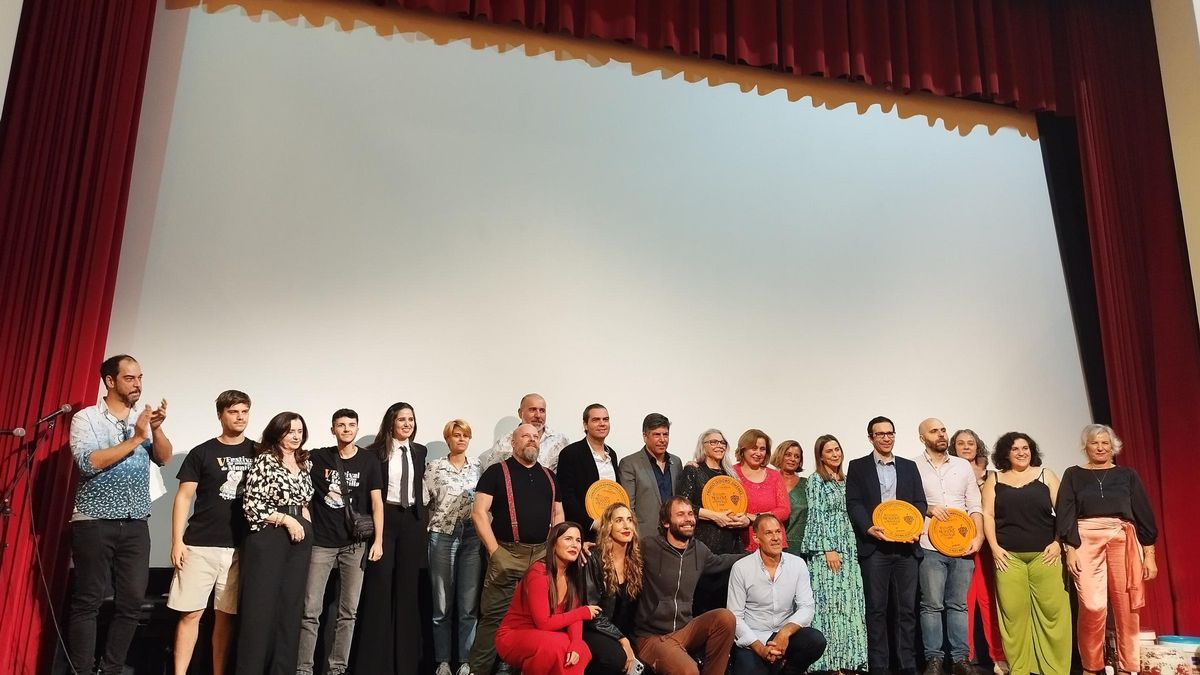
top-left (915, 417), bottom-right (985, 675)
top-left (479, 393), bottom-right (570, 471)
top-left (469, 423), bottom-right (565, 675)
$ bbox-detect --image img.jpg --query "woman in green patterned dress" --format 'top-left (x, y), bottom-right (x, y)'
top-left (771, 439), bottom-right (808, 552)
top-left (802, 434), bottom-right (868, 674)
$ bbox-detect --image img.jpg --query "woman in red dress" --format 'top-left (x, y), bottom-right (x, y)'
top-left (496, 522), bottom-right (600, 675)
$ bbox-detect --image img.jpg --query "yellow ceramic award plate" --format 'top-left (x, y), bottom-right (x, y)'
top-left (701, 475), bottom-right (748, 514)
top-left (928, 508), bottom-right (977, 557)
top-left (872, 499), bottom-right (924, 541)
top-left (585, 479), bottom-right (631, 520)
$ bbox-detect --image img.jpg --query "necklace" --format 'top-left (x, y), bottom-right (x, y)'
top-left (1093, 467), bottom-right (1112, 498)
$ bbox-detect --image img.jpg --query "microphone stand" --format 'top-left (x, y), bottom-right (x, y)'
top-left (0, 414), bottom-right (63, 558)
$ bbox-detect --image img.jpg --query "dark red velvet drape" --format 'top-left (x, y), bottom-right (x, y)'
top-left (382, 0), bottom-right (1060, 112)
top-left (1057, 0), bottom-right (1199, 634)
top-left (0, 1), bottom-right (158, 672)
top-left (372, 0), bottom-right (1197, 634)
top-left (0, 3), bottom-right (1193, 670)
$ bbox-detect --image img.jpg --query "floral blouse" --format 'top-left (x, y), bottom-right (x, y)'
top-left (242, 452), bottom-right (314, 531)
top-left (423, 456), bottom-right (481, 535)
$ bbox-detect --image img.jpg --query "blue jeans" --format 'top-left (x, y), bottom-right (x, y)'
top-left (429, 521), bottom-right (482, 664)
top-left (919, 548), bottom-right (975, 662)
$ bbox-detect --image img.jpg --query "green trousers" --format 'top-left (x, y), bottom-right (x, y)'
top-left (994, 551), bottom-right (1072, 675)
top-left (468, 542), bottom-right (545, 675)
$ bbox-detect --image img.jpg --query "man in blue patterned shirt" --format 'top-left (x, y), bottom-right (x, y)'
top-left (66, 354), bottom-right (172, 675)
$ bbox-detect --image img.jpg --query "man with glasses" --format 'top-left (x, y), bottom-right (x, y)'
top-left (67, 354), bottom-right (173, 675)
top-left (846, 416), bottom-right (927, 675)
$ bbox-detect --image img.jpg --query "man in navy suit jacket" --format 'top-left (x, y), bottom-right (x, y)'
top-left (846, 416), bottom-right (928, 675)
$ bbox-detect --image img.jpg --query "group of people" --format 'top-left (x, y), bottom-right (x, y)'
top-left (65, 354), bottom-right (1159, 675)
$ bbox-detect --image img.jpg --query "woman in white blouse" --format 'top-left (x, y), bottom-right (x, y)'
top-left (424, 419), bottom-right (483, 675)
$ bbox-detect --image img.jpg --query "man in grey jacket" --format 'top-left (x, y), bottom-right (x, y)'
top-left (618, 413), bottom-right (684, 539)
top-left (633, 496), bottom-right (744, 675)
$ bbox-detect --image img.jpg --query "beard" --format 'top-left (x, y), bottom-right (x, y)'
top-left (519, 446), bottom-right (539, 463)
top-left (668, 523), bottom-right (694, 541)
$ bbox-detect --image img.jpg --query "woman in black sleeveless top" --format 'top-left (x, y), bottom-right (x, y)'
top-left (981, 432), bottom-right (1070, 675)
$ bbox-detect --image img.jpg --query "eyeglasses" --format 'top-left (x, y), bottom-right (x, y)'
top-left (704, 439), bottom-right (728, 446)
top-left (871, 432), bottom-right (896, 439)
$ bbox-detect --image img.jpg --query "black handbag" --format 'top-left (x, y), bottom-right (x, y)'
top-left (332, 451), bottom-right (375, 542)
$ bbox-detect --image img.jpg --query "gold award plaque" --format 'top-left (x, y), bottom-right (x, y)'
top-left (872, 500), bottom-right (924, 542)
top-left (928, 508), bottom-right (977, 557)
top-left (585, 479), bottom-right (631, 520)
top-left (701, 476), bottom-right (749, 514)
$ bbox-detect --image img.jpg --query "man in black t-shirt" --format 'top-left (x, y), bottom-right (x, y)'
top-left (468, 422), bottom-right (565, 675)
top-left (168, 390), bottom-right (255, 675)
top-left (298, 409), bottom-right (383, 675)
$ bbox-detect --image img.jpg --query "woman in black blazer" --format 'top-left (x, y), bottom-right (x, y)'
top-left (350, 402), bottom-right (427, 675)
top-left (583, 503), bottom-right (643, 675)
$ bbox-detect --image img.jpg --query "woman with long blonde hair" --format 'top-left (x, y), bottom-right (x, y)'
top-left (583, 503), bottom-right (645, 675)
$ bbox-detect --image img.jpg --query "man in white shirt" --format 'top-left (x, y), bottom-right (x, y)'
top-left (727, 514), bottom-right (827, 675)
top-left (478, 393), bottom-right (569, 471)
top-left (556, 404), bottom-right (619, 538)
top-left (915, 418), bottom-right (985, 675)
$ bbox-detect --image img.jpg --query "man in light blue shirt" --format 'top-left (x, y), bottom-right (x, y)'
top-left (727, 513), bottom-right (827, 675)
top-left (66, 354), bottom-right (172, 675)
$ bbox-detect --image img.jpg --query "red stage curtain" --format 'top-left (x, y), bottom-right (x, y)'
top-left (0, 7), bottom-right (1194, 674)
top-left (381, 0), bottom-right (1060, 112)
top-left (1058, 0), bottom-right (1200, 634)
top-left (372, 0), bottom-right (1194, 633)
top-left (0, 1), bottom-right (158, 672)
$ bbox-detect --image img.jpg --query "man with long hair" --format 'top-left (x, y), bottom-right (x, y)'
top-left (633, 496), bottom-right (744, 674)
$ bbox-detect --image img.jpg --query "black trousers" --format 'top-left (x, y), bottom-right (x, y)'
top-left (350, 503), bottom-right (423, 675)
top-left (66, 519), bottom-right (151, 675)
top-left (861, 548), bottom-right (920, 673)
top-left (730, 627), bottom-right (828, 675)
top-left (236, 523), bottom-right (313, 675)
top-left (582, 626), bottom-right (627, 675)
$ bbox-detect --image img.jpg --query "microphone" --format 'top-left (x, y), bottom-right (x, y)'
top-left (1, 428), bottom-right (25, 437)
top-left (37, 404), bottom-right (73, 426)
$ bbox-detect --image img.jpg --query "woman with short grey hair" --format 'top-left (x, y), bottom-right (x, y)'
top-left (1057, 424), bottom-right (1158, 675)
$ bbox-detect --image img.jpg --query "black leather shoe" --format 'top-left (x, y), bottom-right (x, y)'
top-left (924, 660), bottom-right (946, 675)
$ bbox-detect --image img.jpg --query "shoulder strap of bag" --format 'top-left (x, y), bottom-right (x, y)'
top-left (331, 450), bottom-right (357, 523)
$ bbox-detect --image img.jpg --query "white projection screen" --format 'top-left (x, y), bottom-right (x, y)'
top-left (109, 3), bottom-right (1092, 564)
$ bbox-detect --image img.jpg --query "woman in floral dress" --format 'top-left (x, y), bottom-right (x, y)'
top-left (802, 434), bottom-right (868, 673)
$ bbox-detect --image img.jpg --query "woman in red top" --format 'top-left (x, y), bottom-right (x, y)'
top-left (732, 428), bottom-right (791, 552)
top-left (496, 522), bottom-right (600, 675)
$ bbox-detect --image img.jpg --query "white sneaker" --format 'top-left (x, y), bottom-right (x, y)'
top-left (455, 665), bottom-right (471, 675)
top-left (435, 663), bottom-right (452, 675)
